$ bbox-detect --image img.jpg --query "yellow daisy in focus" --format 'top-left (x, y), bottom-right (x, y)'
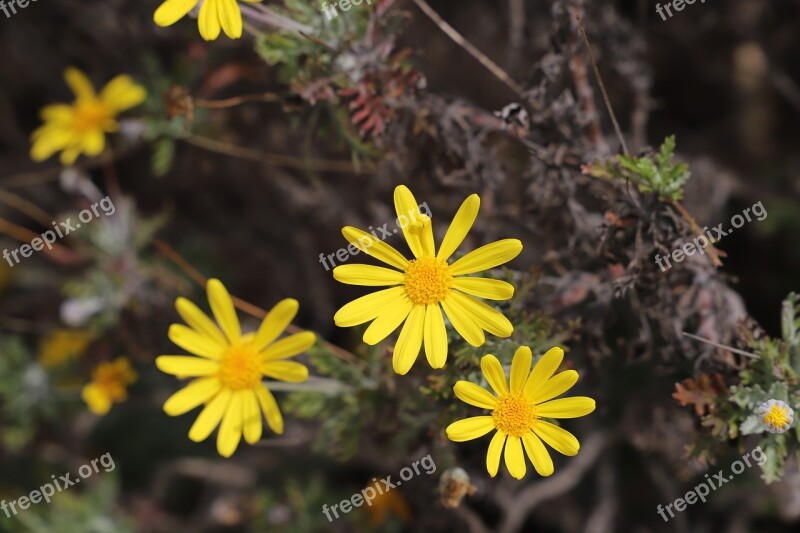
top-left (154, 0), bottom-right (261, 41)
top-left (446, 346), bottom-right (595, 480)
top-left (156, 279), bottom-right (315, 457)
top-left (82, 357), bottom-right (138, 416)
top-left (30, 68), bottom-right (146, 166)
top-left (333, 185), bottom-right (522, 375)
top-left (38, 328), bottom-right (93, 368)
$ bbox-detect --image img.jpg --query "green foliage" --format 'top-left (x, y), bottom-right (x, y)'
top-left (10, 474), bottom-right (133, 533)
top-left (0, 336), bottom-right (58, 451)
top-left (587, 135), bottom-right (691, 201)
top-left (679, 293), bottom-right (800, 483)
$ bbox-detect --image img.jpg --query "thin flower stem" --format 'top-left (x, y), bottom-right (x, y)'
top-left (153, 239), bottom-right (365, 367)
top-left (411, 0), bottom-right (524, 97)
top-left (574, 14), bottom-right (629, 156)
top-left (184, 134), bottom-right (371, 174)
top-left (682, 331), bottom-right (760, 359)
top-left (0, 189), bottom-right (54, 226)
top-left (194, 93), bottom-right (282, 109)
top-left (0, 216), bottom-right (82, 264)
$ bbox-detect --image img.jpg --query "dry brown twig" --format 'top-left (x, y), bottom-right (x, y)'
top-left (411, 0), bottom-right (524, 97)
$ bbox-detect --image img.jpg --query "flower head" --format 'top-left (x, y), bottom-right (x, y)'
top-left (758, 399), bottom-right (794, 433)
top-left (156, 279), bottom-right (315, 457)
top-left (154, 0), bottom-right (261, 41)
top-left (30, 68), bottom-right (146, 166)
top-left (333, 185), bottom-right (522, 375)
top-left (82, 357), bottom-right (138, 415)
top-left (38, 328), bottom-right (93, 368)
top-left (446, 346), bottom-right (595, 479)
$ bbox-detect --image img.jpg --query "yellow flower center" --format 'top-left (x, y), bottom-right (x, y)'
top-left (73, 100), bottom-right (112, 133)
top-left (218, 342), bottom-right (262, 391)
top-left (492, 392), bottom-right (537, 437)
top-left (403, 257), bottom-right (452, 305)
top-left (763, 404), bottom-right (791, 429)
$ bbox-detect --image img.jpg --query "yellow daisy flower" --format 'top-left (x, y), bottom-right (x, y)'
top-left (333, 185), bottom-right (522, 375)
top-left (446, 346), bottom-right (595, 480)
top-left (154, 0), bottom-right (262, 41)
top-left (38, 328), bottom-right (93, 368)
top-left (82, 357), bottom-right (138, 416)
top-left (156, 279), bottom-right (315, 457)
top-left (30, 68), bottom-right (146, 166)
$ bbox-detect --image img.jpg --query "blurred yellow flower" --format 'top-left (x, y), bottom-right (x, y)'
top-left (38, 328), bottom-right (92, 368)
top-left (363, 486), bottom-right (411, 528)
top-left (154, 0), bottom-right (262, 41)
top-left (446, 346), bottom-right (595, 480)
top-left (333, 185), bottom-right (521, 375)
top-left (30, 67), bottom-right (146, 166)
top-left (157, 279), bottom-right (315, 457)
top-left (82, 357), bottom-right (138, 416)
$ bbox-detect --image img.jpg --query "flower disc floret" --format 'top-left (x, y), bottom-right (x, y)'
top-left (492, 392), bottom-right (537, 437)
top-left (403, 257), bottom-right (453, 305)
top-left (218, 342), bottom-right (262, 391)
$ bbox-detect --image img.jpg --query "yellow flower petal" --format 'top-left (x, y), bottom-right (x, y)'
top-left (362, 297), bottom-right (413, 345)
top-left (100, 75), bottom-right (147, 114)
top-left (452, 277), bottom-right (514, 300)
top-left (262, 361), bottom-right (308, 383)
top-left (255, 385), bottom-right (284, 434)
top-left (176, 297), bottom-right (228, 347)
top-left (198, 0), bottom-right (221, 40)
top-left (533, 421), bottom-right (580, 456)
top-left (423, 304), bottom-right (447, 369)
top-left (450, 239), bottom-right (523, 276)
top-left (154, 0), bottom-right (198, 26)
top-left (487, 431), bottom-right (506, 477)
top-left (523, 347), bottom-right (564, 398)
top-left (510, 346), bottom-right (532, 392)
top-left (60, 147), bottom-right (81, 166)
top-left (207, 279), bottom-right (241, 344)
top-left (64, 68), bottom-right (95, 101)
top-left (341, 226), bottom-right (410, 271)
top-left (441, 293), bottom-right (485, 347)
top-left (446, 416), bottom-right (495, 442)
top-left (333, 264), bottom-right (405, 286)
top-left (82, 129), bottom-right (105, 156)
top-left (217, 391), bottom-right (243, 457)
top-left (163, 377), bottom-right (222, 416)
top-left (535, 397), bottom-right (596, 419)
top-left (448, 291), bottom-right (513, 338)
top-left (30, 127), bottom-right (73, 161)
top-left (532, 370), bottom-right (579, 404)
top-left (504, 435), bottom-right (526, 479)
top-left (168, 324), bottom-right (224, 359)
top-left (521, 431), bottom-right (554, 476)
top-left (39, 104), bottom-right (73, 123)
top-left (334, 287), bottom-right (406, 327)
top-left (156, 356), bottom-right (220, 377)
top-left (438, 194), bottom-right (480, 261)
top-left (188, 388), bottom-right (232, 442)
top-left (254, 298), bottom-right (298, 351)
top-left (480, 354), bottom-right (508, 396)
top-left (241, 389), bottom-right (262, 444)
top-left (261, 332), bottom-right (316, 360)
top-left (392, 305), bottom-right (425, 375)
top-left (393, 185), bottom-right (426, 259)
top-left (217, 0), bottom-right (243, 38)
top-left (82, 383), bottom-right (111, 416)
top-left (454, 381), bottom-right (497, 409)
